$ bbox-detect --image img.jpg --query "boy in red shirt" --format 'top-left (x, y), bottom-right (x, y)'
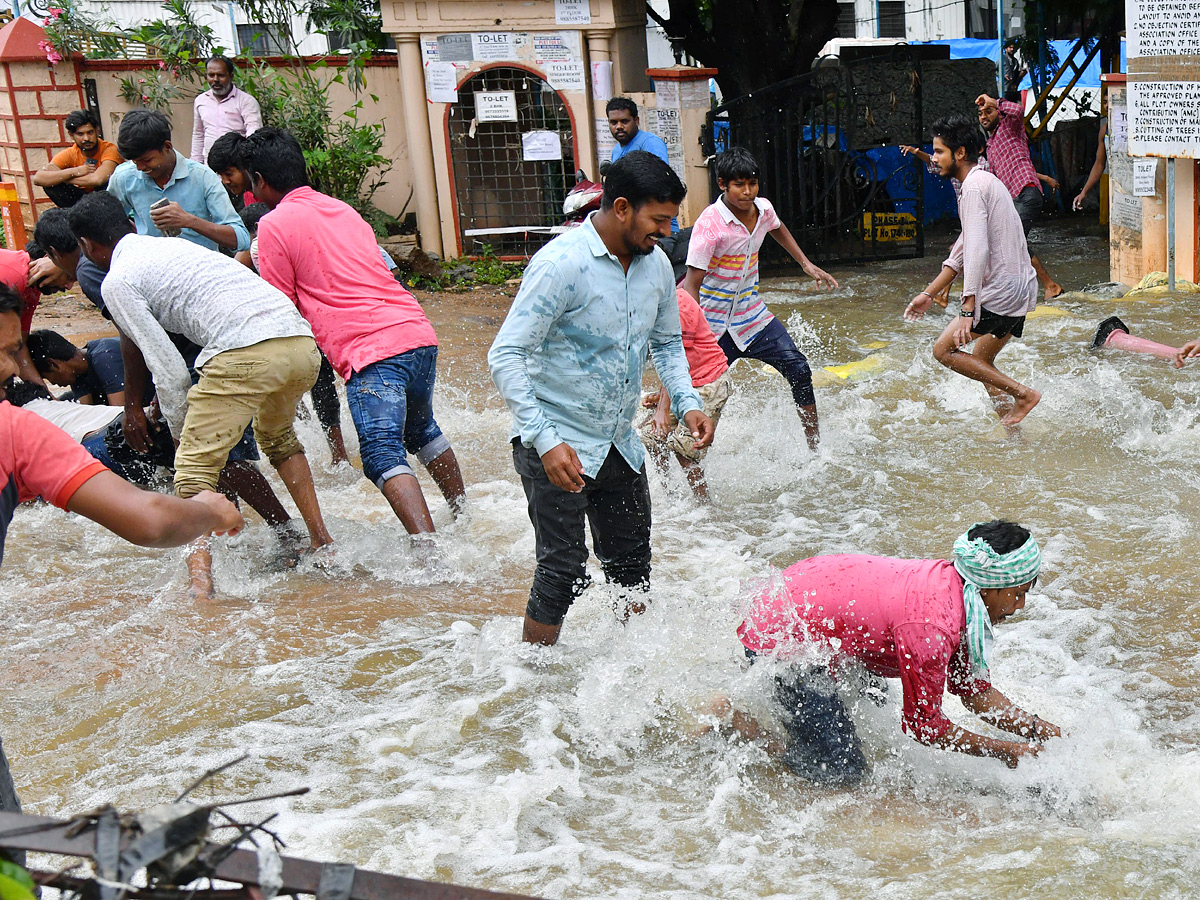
top-left (640, 287), bottom-right (733, 501)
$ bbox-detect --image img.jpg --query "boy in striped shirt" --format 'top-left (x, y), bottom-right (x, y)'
top-left (683, 147), bottom-right (837, 450)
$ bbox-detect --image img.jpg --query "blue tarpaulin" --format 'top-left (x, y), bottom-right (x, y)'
top-left (915, 38), bottom-right (1124, 90)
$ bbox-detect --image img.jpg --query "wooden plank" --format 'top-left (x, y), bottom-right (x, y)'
top-left (0, 812), bottom-right (544, 900)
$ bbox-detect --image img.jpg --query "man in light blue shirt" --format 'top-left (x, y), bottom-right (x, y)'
top-left (607, 98), bottom-right (677, 232)
top-left (489, 151), bottom-right (713, 648)
top-left (107, 109), bottom-right (249, 254)
top-left (607, 97), bottom-right (670, 164)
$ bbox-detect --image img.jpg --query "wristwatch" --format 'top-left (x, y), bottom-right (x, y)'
top-left (959, 307), bottom-right (974, 318)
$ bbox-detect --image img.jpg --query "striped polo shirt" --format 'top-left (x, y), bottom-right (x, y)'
top-left (686, 196), bottom-right (781, 350)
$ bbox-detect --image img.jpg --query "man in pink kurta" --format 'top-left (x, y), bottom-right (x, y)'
top-left (244, 128), bottom-right (465, 538)
top-left (732, 521), bottom-right (1061, 786)
top-left (191, 57), bottom-right (262, 164)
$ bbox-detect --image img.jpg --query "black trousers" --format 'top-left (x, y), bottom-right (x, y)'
top-left (513, 440), bottom-right (651, 626)
top-left (310, 354), bottom-right (341, 432)
top-left (43, 182), bottom-right (86, 208)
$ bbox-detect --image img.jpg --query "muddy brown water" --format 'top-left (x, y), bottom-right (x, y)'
top-left (6, 223), bottom-right (1200, 898)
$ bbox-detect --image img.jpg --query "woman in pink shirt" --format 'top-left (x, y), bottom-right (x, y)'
top-left (728, 521), bottom-right (1062, 786)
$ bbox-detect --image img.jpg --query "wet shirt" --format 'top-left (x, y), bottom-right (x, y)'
top-left (0, 402), bottom-right (107, 565)
top-left (102, 235), bottom-right (314, 437)
top-left (256, 186), bottom-right (438, 380)
top-left (69, 338), bottom-right (130, 405)
top-left (488, 215), bottom-right (701, 478)
top-left (0, 250), bottom-right (40, 334)
top-left (984, 99), bottom-right (1041, 199)
top-left (23, 398), bottom-right (122, 443)
top-left (686, 197), bottom-right (781, 350)
top-left (675, 287), bottom-right (729, 388)
top-left (738, 555), bottom-right (991, 743)
top-left (107, 151), bottom-right (250, 252)
top-left (943, 167), bottom-right (1037, 320)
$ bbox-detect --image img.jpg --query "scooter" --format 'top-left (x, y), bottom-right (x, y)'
top-left (562, 169), bottom-right (603, 226)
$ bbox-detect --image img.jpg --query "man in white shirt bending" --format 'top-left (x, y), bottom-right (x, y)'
top-left (68, 191), bottom-right (333, 598)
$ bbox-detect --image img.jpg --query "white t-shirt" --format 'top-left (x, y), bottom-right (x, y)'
top-left (23, 398), bottom-right (122, 443)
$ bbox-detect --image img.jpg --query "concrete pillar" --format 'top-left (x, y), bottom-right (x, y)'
top-left (395, 33), bottom-right (443, 257)
top-left (1175, 158), bottom-right (1198, 284)
top-left (645, 66), bottom-right (718, 227)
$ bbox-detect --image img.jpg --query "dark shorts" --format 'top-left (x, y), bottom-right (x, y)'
top-left (1012, 184), bottom-right (1042, 240)
top-left (974, 307), bottom-right (1026, 339)
top-left (745, 650), bottom-right (867, 787)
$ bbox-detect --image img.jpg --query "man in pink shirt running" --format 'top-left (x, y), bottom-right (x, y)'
top-left (905, 116), bottom-right (1040, 427)
top-left (242, 129), bottom-right (465, 539)
top-left (723, 520), bottom-right (1061, 786)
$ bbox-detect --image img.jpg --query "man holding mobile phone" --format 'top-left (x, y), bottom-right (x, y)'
top-left (106, 109), bottom-right (248, 253)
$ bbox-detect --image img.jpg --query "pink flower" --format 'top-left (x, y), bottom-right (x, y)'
top-left (38, 40), bottom-right (63, 64)
top-left (158, 60), bottom-right (166, 69)
top-left (138, 78), bottom-right (146, 83)
top-left (48, 8), bottom-right (63, 19)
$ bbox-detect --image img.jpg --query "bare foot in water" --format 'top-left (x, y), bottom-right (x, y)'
top-left (1001, 388), bottom-right (1041, 425)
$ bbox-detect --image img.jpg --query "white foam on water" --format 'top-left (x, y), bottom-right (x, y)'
top-left (6, 234), bottom-right (1200, 897)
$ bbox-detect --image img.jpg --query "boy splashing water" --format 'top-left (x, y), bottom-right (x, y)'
top-left (683, 148), bottom-right (837, 451)
top-left (904, 116), bottom-right (1040, 427)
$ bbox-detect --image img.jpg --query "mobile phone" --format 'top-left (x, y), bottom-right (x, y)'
top-left (149, 197), bottom-right (181, 237)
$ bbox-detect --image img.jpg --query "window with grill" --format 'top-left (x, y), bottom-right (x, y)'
top-left (236, 23), bottom-right (291, 56)
top-left (836, 2), bottom-right (857, 39)
top-left (447, 67), bottom-right (577, 257)
top-left (877, 1), bottom-right (906, 38)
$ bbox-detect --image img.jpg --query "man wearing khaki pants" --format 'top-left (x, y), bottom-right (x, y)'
top-left (68, 191), bottom-right (332, 599)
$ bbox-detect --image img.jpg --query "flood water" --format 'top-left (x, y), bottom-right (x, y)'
top-left (7, 223), bottom-right (1200, 898)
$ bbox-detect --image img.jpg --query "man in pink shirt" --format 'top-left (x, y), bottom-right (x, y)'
top-left (191, 56), bottom-right (262, 165)
top-left (727, 521), bottom-right (1061, 786)
top-left (975, 93), bottom-right (1062, 300)
top-left (242, 128), bottom-right (466, 538)
top-left (639, 286), bottom-right (733, 501)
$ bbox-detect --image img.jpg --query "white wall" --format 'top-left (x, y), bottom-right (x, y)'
top-left (70, 0), bottom-right (330, 56)
top-left (905, 0), bottom-right (965, 41)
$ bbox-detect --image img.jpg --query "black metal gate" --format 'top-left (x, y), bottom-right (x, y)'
top-left (448, 66), bottom-right (576, 257)
top-left (704, 48), bottom-right (926, 266)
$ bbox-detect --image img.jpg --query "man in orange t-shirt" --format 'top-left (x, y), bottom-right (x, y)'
top-left (33, 110), bottom-right (122, 208)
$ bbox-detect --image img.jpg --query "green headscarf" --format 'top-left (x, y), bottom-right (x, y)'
top-left (952, 525), bottom-right (1041, 676)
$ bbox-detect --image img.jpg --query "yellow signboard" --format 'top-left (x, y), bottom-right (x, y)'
top-left (863, 211), bottom-right (917, 242)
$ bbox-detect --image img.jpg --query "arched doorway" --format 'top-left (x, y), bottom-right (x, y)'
top-left (447, 66), bottom-right (577, 256)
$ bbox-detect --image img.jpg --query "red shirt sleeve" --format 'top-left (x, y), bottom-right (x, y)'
top-left (3, 404), bottom-right (108, 508)
top-left (892, 621), bottom-right (977, 744)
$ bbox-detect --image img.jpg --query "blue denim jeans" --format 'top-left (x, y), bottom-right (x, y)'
top-left (346, 346), bottom-right (450, 488)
